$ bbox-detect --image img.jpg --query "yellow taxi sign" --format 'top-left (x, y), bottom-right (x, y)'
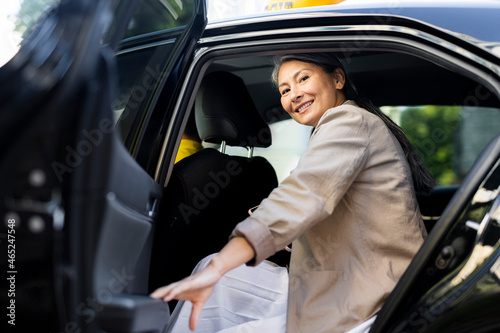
top-left (264, 0), bottom-right (346, 11)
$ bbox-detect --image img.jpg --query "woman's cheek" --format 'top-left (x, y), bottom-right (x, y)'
top-left (281, 98), bottom-right (292, 115)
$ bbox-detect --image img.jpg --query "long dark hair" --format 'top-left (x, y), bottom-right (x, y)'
top-left (272, 53), bottom-right (435, 193)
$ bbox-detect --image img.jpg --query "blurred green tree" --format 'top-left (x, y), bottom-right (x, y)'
top-left (399, 105), bottom-right (462, 185)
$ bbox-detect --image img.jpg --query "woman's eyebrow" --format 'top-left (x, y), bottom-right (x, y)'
top-left (278, 68), bottom-right (311, 88)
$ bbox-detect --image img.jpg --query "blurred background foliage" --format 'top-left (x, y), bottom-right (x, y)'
top-left (383, 105), bottom-right (462, 186)
top-left (400, 106), bottom-right (462, 185)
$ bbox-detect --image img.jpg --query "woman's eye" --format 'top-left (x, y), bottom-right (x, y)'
top-left (281, 88), bottom-right (290, 96)
top-left (299, 76), bottom-right (309, 82)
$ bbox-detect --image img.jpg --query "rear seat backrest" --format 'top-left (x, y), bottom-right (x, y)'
top-left (149, 71), bottom-right (279, 296)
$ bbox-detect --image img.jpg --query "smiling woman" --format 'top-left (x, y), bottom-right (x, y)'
top-left (151, 52), bottom-right (433, 333)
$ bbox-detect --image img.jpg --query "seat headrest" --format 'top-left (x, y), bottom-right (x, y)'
top-left (195, 71), bottom-right (272, 148)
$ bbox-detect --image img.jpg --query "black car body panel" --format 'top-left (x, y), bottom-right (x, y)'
top-left (0, 0), bottom-right (206, 332)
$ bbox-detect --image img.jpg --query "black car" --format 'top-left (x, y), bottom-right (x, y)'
top-left (1, 0), bottom-right (500, 332)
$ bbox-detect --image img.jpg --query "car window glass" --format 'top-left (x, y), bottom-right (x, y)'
top-left (110, 0), bottom-right (196, 152)
top-left (256, 119), bottom-right (312, 182)
top-left (225, 119), bottom-right (312, 182)
top-left (226, 105), bottom-right (500, 187)
top-left (381, 105), bottom-right (500, 186)
top-left (115, 0), bottom-right (195, 41)
top-left (113, 46), bottom-right (163, 125)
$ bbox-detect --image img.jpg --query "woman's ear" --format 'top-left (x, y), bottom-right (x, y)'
top-left (333, 68), bottom-right (346, 90)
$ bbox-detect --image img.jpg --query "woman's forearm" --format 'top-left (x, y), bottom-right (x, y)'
top-left (209, 236), bottom-right (256, 276)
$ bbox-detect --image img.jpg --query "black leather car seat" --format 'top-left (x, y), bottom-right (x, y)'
top-left (149, 71), bottom-right (279, 296)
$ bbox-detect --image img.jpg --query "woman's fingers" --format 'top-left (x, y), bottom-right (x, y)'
top-left (150, 269), bottom-right (217, 301)
top-left (149, 261), bottom-right (224, 330)
top-left (150, 277), bottom-right (214, 331)
top-left (189, 301), bottom-right (203, 331)
top-left (150, 281), bottom-right (189, 302)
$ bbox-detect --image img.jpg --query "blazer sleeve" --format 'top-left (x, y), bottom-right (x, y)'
top-left (231, 106), bottom-right (371, 265)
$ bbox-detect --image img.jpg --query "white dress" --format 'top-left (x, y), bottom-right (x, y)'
top-left (167, 254), bottom-right (289, 333)
top-left (166, 253), bottom-right (376, 333)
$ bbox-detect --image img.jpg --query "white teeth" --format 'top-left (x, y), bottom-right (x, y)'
top-left (297, 101), bottom-right (312, 112)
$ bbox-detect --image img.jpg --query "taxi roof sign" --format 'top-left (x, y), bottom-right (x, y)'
top-left (264, 0), bottom-right (346, 11)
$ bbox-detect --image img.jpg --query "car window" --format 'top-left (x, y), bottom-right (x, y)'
top-left (110, 0), bottom-right (196, 153)
top-left (225, 118), bottom-right (312, 182)
top-left (256, 119), bottom-right (313, 182)
top-left (110, 0), bottom-right (195, 41)
top-left (227, 105), bottom-right (500, 187)
top-left (113, 45), bottom-right (170, 138)
top-left (381, 105), bottom-right (500, 186)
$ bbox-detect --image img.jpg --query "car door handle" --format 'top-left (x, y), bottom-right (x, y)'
top-left (97, 294), bottom-right (170, 333)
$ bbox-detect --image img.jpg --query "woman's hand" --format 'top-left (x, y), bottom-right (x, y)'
top-left (150, 237), bottom-right (256, 331)
top-left (151, 262), bottom-right (222, 330)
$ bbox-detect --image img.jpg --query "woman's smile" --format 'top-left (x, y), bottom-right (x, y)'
top-left (296, 101), bottom-right (313, 114)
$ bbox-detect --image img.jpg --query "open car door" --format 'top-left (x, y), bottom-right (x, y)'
top-left (0, 0), bottom-right (206, 332)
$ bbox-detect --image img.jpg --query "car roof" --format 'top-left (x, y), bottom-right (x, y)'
top-left (206, 0), bottom-right (500, 43)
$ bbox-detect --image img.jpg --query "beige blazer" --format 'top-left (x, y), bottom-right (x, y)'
top-left (232, 102), bottom-right (427, 332)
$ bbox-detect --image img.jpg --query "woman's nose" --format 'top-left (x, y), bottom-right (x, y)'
top-left (290, 87), bottom-right (302, 102)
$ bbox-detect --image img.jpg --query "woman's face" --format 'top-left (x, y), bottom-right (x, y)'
top-left (278, 60), bottom-right (346, 127)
